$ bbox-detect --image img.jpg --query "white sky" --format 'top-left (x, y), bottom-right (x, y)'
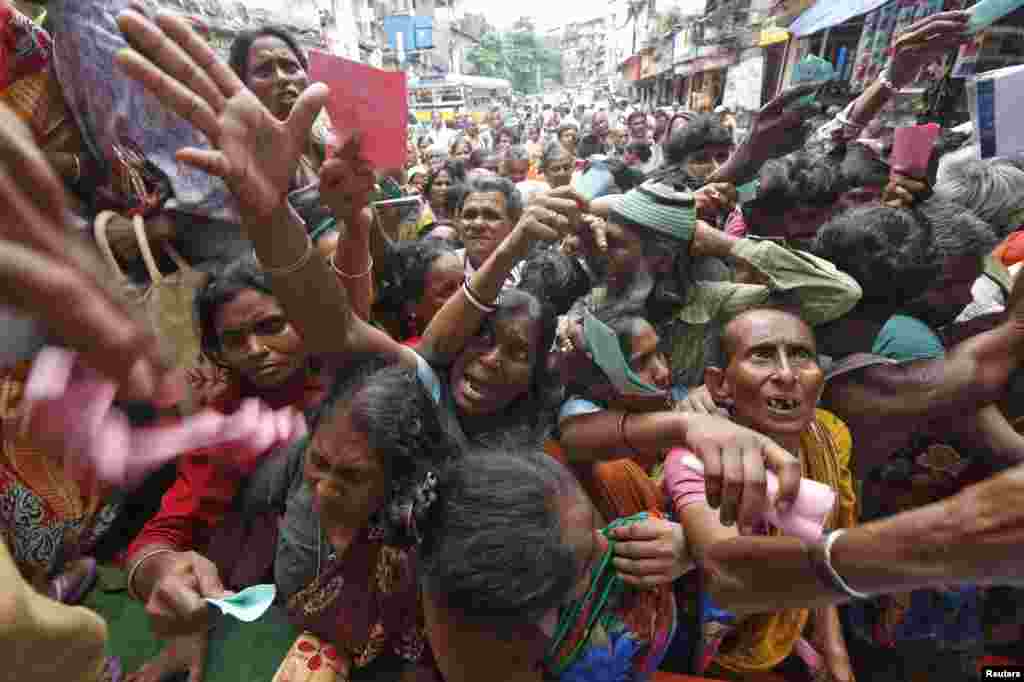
top-left (468, 0), bottom-right (605, 30)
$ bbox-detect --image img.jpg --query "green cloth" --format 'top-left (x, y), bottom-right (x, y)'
top-left (870, 314), bottom-right (945, 362)
top-left (84, 579), bottom-right (297, 681)
top-left (661, 238), bottom-right (863, 387)
top-left (610, 181), bottom-right (697, 243)
top-left (582, 311), bottom-right (663, 397)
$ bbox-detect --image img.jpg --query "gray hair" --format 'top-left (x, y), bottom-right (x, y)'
top-left (916, 195), bottom-right (1000, 261)
top-left (459, 174), bottom-right (524, 222)
top-left (540, 139), bottom-right (570, 169)
top-left (936, 155), bottom-right (1024, 236)
top-left (418, 446), bottom-right (581, 629)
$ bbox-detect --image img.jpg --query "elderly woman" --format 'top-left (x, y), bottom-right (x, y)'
top-left (419, 448), bottom-right (679, 682)
top-left (557, 121), bottom-right (580, 157)
top-left (935, 155), bottom-right (1023, 322)
top-left (663, 307), bottom-right (857, 682)
top-left (539, 139), bottom-right (575, 190)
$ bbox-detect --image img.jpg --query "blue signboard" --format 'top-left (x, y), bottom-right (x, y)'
top-left (383, 14), bottom-right (433, 51)
top-left (789, 0), bottom-right (890, 37)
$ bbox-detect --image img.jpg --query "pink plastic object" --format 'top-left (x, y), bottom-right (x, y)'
top-left (308, 50), bottom-right (408, 170)
top-left (22, 348), bottom-right (308, 490)
top-left (677, 452), bottom-right (836, 542)
top-left (891, 124), bottom-right (941, 178)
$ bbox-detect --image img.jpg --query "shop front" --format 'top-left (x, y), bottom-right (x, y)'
top-left (674, 48), bottom-right (737, 112)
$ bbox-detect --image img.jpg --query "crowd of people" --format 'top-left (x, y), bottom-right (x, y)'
top-left (3, 2), bottom-right (1024, 682)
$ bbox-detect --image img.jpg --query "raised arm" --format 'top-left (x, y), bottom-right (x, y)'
top-left (115, 11), bottom-right (408, 366)
top-left (690, 222), bottom-right (862, 324)
top-left (318, 147), bottom-right (376, 321)
top-left (419, 186), bottom-right (584, 364)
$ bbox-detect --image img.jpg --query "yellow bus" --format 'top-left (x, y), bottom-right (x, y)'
top-left (410, 74), bottom-right (513, 122)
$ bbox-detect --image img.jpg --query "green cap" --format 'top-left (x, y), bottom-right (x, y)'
top-left (582, 310), bottom-right (666, 398)
top-left (610, 181), bottom-right (697, 244)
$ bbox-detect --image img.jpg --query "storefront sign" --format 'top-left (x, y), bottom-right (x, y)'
top-left (759, 26), bottom-right (791, 46)
top-left (723, 52), bottom-right (765, 111)
top-left (673, 52), bottom-right (737, 77)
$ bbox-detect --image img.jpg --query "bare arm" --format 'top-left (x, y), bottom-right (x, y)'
top-left (242, 201), bottom-right (405, 363)
top-left (951, 405), bottom-right (1024, 469)
top-left (420, 187), bottom-right (584, 364)
top-left (699, 461), bottom-right (1024, 613)
top-left (559, 409), bottom-right (684, 468)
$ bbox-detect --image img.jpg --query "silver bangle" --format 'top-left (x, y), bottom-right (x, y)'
top-left (822, 529), bottom-right (873, 600)
top-left (127, 548), bottom-right (176, 602)
top-left (329, 251), bottom-right (373, 279)
top-left (462, 279), bottom-right (497, 314)
top-left (252, 232), bottom-right (314, 276)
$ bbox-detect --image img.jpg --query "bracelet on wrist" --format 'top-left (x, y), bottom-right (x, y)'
top-left (330, 252), bottom-right (373, 279)
top-left (619, 412), bottom-right (641, 456)
top-left (807, 529), bottom-right (873, 600)
top-left (127, 548), bottom-right (176, 602)
top-left (253, 232), bottom-right (314, 276)
top-left (462, 277), bottom-right (499, 314)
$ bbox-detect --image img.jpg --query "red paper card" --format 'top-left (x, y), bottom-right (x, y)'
top-left (891, 123), bottom-right (941, 178)
top-left (308, 51), bottom-right (408, 170)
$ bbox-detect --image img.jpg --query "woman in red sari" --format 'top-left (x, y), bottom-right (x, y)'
top-left (124, 256), bottom-right (329, 682)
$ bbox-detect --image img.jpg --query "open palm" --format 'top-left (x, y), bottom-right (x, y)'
top-left (115, 10), bottom-right (328, 220)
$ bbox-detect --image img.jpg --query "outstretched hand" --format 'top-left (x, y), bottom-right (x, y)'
top-left (889, 12), bottom-right (969, 88)
top-left (681, 413), bottom-right (802, 534)
top-left (319, 131), bottom-right (376, 221)
top-left (716, 83), bottom-right (821, 185)
top-left (115, 10), bottom-right (328, 222)
top-left (0, 104), bottom-right (181, 403)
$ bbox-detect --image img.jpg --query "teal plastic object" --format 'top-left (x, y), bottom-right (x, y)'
top-left (206, 584), bottom-right (277, 623)
top-left (792, 55), bottom-right (836, 85)
top-left (968, 0), bottom-right (1024, 33)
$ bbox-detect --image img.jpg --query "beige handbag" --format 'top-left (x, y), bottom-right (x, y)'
top-left (93, 211), bottom-right (207, 373)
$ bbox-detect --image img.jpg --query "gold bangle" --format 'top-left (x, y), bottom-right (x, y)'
top-left (71, 154), bottom-right (82, 184)
top-left (127, 548), bottom-right (176, 602)
top-left (253, 233), bottom-right (314, 276)
top-left (619, 412), bottom-right (641, 456)
top-left (329, 251), bottom-right (374, 278)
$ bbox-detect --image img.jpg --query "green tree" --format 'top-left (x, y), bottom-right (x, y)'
top-left (467, 25), bottom-right (562, 94)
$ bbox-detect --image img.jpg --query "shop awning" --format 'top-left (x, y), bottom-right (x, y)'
top-left (789, 0), bottom-right (890, 37)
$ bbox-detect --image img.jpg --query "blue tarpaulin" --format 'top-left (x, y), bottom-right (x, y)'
top-left (789, 0), bottom-right (891, 37)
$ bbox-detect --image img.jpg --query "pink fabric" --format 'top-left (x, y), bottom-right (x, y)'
top-left (662, 448), bottom-right (709, 512)
top-left (23, 347), bottom-right (307, 491)
top-left (663, 448), bottom-right (836, 543)
top-left (724, 208), bottom-right (748, 237)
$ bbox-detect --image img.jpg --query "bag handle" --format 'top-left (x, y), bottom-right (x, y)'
top-left (93, 211), bottom-right (129, 282)
top-left (131, 214), bottom-right (164, 283)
